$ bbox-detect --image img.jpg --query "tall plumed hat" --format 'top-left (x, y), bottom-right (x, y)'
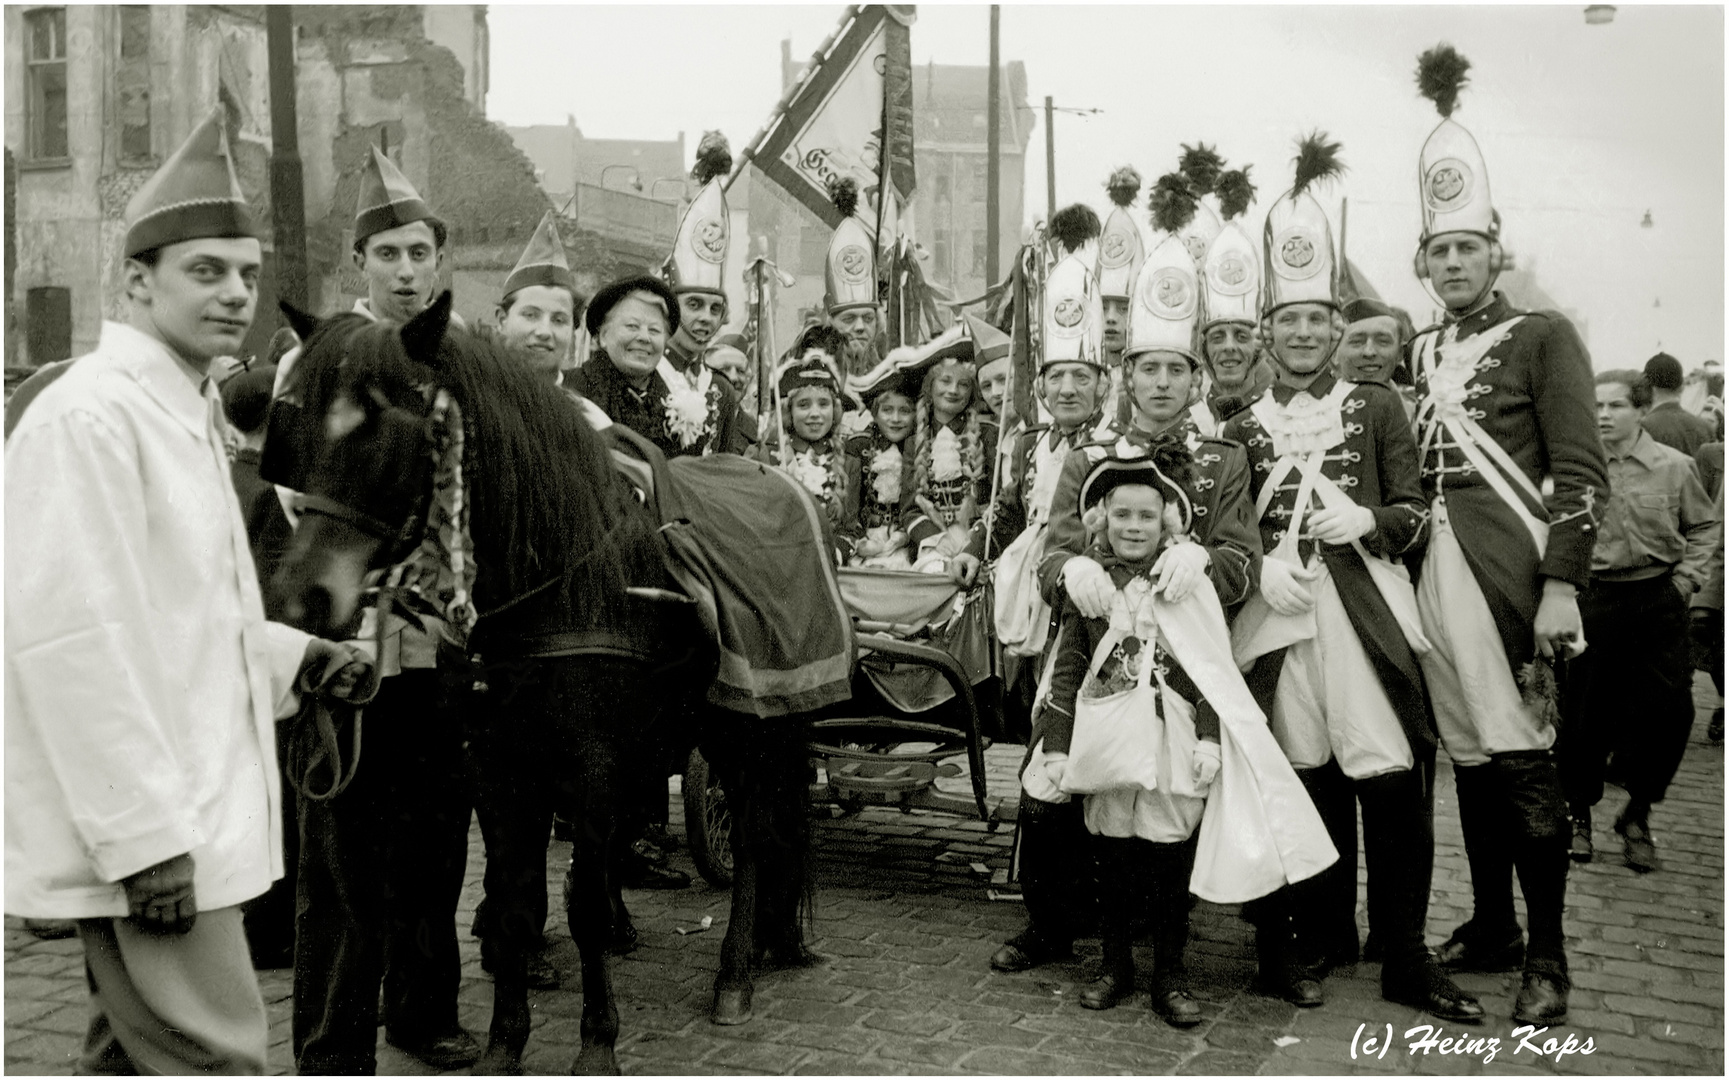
top-left (354, 145), bottom-right (443, 247)
top-left (823, 177), bottom-right (878, 313)
top-left (1262, 133), bottom-right (1344, 314)
top-left (1201, 167), bottom-right (1260, 330)
top-left (1147, 168), bottom-right (1222, 272)
top-left (503, 211), bottom-right (574, 299)
top-left (1049, 203), bottom-right (1102, 262)
top-left (1415, 44), bottom-right (1495, 244)
top-left (1125, 234), bottom-right (1201, 365)
top-left (1042, 249), bottom-right (1105, 371)
top-left (1097, 168), bottom-right (1146, 301)
top-left (665, 131), bottom-right (732, 295)
top-left (124, 109), bottom-right (258, 257)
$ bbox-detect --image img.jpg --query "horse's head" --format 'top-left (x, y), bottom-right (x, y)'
top-left (265, 293), bottom-right (455, 638)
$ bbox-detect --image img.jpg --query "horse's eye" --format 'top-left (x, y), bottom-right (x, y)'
top-left (326, 395), bottom-right (368, 441)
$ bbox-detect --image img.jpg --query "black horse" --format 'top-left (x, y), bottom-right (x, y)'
top-left (268, 293), bottom-right (816, 1074)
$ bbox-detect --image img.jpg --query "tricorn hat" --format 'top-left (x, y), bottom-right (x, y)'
top-left (123, 109), bottom-right (259, 257)
top-left (1078, 447), bottom-right (1195, 537)
top-left (503, 211), bottom-right (574, 300)
top-left (354, 145), bottom-right (444, 248)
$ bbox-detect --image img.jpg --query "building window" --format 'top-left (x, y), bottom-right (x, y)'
top-left (932, 171), bottom-right (951, 205)
top-left (27, 286), bottom-right (72, 364)
top-left (26, 8), bottom-right (69, 160)
top-left (117, 6), bottom-right (152, 162)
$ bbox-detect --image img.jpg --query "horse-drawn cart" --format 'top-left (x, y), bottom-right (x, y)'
top-left (684, 566), bottom-right (1020, 887)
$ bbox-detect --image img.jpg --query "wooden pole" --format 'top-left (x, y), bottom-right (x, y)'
top-left (266, 6), bottom-right (307, 310)
top-left (1043, 95), bottom-right (1055, 229)
top-left (985, 6), bottom-right (1001, 286)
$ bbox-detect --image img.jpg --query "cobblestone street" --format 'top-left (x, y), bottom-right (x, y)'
top-left (7, 676), bottom-right (1723, 1076)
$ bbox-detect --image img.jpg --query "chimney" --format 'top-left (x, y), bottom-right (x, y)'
top-left (781, 38), bottom-right (793, 91)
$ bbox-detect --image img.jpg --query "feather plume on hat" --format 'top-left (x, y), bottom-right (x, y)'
top-left (826, 174), bottom-right (860, 219)
top-left (1178, 143), bottom-right (1226, 196)
top-left (1417, 44), bottom-right (1472, 119)
top-left (1049, 202), bottom-right (1102, 254)
top-left (1215, 167), bottom-right (1257, 222)
top-left (1148, 172), bottom-right (1198, 235)
top-left (692, 130), bottom-right (733, 185)
top-left (1105, 166), bottom-right (1143, 208)
top-left (1291, 132), bottom-right (1345, 198)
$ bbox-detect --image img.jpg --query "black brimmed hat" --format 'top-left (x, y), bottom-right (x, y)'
top-left (584, 275), bottom-right (680, 337)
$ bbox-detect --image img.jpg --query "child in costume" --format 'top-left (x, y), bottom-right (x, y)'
top-left (1023, 449), bottom-right (1336, 1025)
top-left (845, 365), bottom-right (918, 569)
top-left (758, 324), bottom-right (861, 563)
top-left (899, 337), bottom-right (999, 580)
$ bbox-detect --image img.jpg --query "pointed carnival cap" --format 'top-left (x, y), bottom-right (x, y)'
top-left (962, 312), bottom-right (1011, 370)
top-left (1124, 234), bottom-right (1201, 365)
top-left (665, 131), bottom-right (732, 295)
top-left (123, 109), bottom-right (258, 257)
top-left (1415, 44), bottom-right (1496, 243)
top-left (823, 177), bottom-right (878, 313)
top-left (1200, 165), bottom-right (1261, 329)
top-left (1096, 167), bottom-right (1146, 301)
top-left (503, 211), bottom-right (574, 299)
top-left (1262, 133), bottom-right (1343, 314)
top-left (1042, 249), bottom-right (1105, 371)
top-left (354, 145), bottom-right (443, 247)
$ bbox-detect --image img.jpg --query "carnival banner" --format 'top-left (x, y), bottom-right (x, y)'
top-left (736, 4), bottom-right (916, 230)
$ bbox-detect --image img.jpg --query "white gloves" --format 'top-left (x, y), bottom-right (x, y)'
top-left (1045, 754), bottom-right (1068, 790)
top-left (1063, 555), bottom-right (1115, 619)
top-left (1192, 741), bottom-right (1221, 789)
top-left (1260, 557), bottom-right (1318, 616)
top-left (1307, 504), bottom-right (1376, 546)
top-left (1153, 541), bottom-right (1210, 602)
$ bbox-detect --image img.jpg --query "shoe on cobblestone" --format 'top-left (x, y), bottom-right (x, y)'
top-left (1435, 924), bottom-right (1525, 973)
top-left (1255, 962), bottom-right (1324, 1008)
top-left (622, 841), bottom-right (690, 889)
top-left (1569, 815), bottom-right (1594, 863)
top-left (1513, 971), bottom-right (1569, 1026)
top-left (1152, 988), bottom-right (1203, 1027)
top-left (1617, 818), bottom-right (1662, 873)
top-left (1384, 963), bottom-right (1485, 1024)
top-left (989, 931), bottom-right (1074, 973)
top-left (1079, 971), bottom-right (1134, 1011)
top-left (386, 1027), bottom-right (481, 1070)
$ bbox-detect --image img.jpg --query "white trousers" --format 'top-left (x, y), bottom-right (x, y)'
top-left (1415, 504), bottom-right (1555, 766)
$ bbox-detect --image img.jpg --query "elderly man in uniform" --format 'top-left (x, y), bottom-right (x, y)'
top-left (276, 146), bottom-right (483, 1073)
top-left (6, 111), bottom-right (369, 1075)
top-left (1406, 47), bottom-right (1608, 1026)
top-left (1221, 136), bottom-right (1481, 1021)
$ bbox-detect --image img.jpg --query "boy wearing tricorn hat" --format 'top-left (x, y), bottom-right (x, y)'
top-left (1406, 45), bottom-right (1607, 1026)
top-left (1222, 133), bottom-right (1482, 1022)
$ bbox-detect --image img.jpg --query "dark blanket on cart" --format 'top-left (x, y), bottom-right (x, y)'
top-left (839, 568), bottom-right (992, 714)
top-left (659, 453), bottom-right (855, 718)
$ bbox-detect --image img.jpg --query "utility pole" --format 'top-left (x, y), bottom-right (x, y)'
top-left (1044, 95), bottom-right (1055, 228)
top-left (985, 5), bottom-right (1001, 285)
top-left (266, 5), bottom-right (307, 310)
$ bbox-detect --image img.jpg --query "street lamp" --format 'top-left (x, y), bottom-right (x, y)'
top-left (651, 177), bottom-right (689, 203)
top-left (601, 165), bottom-right (643, 192)
top-left (1584, 5), bottom-right (1616, 24)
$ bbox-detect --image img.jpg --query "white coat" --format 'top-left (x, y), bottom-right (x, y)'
top-left (6, 321), bottom-right (312, 919)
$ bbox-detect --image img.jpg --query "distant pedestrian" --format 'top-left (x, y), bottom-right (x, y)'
top-left (1559, 370), bottom-right (1719, 873)
top-left (1641, 352), bottom-right (1717, 459)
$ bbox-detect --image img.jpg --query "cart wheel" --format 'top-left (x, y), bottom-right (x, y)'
top-left (683, 748), bottom-right (734, 888)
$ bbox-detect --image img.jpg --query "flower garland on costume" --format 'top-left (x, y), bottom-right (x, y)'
top-left (657, 356), bottom-right (723, 452)
top-left (910, 395), bottom-right (987, 525)
top-left (777, 435), bottom-right (849, 524)
top-left (869, 442), bottom-right (903, 505)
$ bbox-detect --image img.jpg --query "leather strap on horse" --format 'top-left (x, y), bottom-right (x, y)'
top-left (287, 588), bottom-right (391, 802)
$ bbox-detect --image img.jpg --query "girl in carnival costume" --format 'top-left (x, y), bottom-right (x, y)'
top-left (898, 329), bottom-right (1000, 582)
top-left (757, 324), bottom-right (860, 563)
top-left (846, 362), bottom-right (919, 569)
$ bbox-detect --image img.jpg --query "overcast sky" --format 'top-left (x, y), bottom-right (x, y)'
top-left (488, 4), bottom-right (1724, 368)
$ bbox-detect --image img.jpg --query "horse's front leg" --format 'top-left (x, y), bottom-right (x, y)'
top-left (468, 741), bottom-right (537, 1074)
top-left (711, 808), bottom-right (758, 1025)
top-left (567, 812), bottom-right (622, 1075)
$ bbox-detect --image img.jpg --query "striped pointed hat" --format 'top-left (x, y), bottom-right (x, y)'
top-left (665, 131), bottom-right (732, 296)
top-left (354, 145), bottom-right (443, 246)
top-left (123, 109), bottom-right (258, 257)
top-left (503, 211), bottom-right (574, 299)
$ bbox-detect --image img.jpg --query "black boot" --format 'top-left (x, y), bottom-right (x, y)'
top-left (1437, 763), bottom-right (1524, 972)
top-left (1080, 935), bottom-right (1136, 1011)
top-left (1497, 751), bottom-right (1573, 1022)
top-left (1248, 892), bottom-right (1323, 1007)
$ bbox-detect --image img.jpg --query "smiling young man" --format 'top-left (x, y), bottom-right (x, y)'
top-left (1556, 371), bottom-right (1717, 873)
top-left (657, 131), bottom-right (748, 456)
top-left (1220, 137), bottom-right (1479, 1023)
top-left (1194, 166), bottom-right (1275, 432)
top-left (496, 211), bottom-right (580, 384)
top-left (6, 111), bottom-right (368, 1076)
top-left (1338, 296), bottom-right (1405, 386)
top-left (1405, 47), bottom-right (1608, 1027)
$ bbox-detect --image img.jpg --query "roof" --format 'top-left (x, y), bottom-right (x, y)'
top-left (913, 61), bottom-right (1032, 153)
top-left (505, 124), bottom-right (686, 197)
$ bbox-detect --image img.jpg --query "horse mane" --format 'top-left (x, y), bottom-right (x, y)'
top-left (293, 313), bottom-right (654, 611)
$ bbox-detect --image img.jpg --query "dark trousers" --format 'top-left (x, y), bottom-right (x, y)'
top-left (1092, 832), bottom-right (1198, 991)
top-left (1692, 607), bottom-right (1724, 695)
top-left (1561, 574), bottom-right (1697, 810)
top-left (1245, 760), bottom-right (1438, 986)
top-left (243, 724), bottom-right (299, 961)
top-left (1010, 794), bottom-right (1098, 946)
top-left (292, 670), bottom-right (473, 1075)
top-left (1451, 751), bottom-right (1571, 980)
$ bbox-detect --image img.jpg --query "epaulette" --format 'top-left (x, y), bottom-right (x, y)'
top-left (1195, 432), bottom-right (1246, 451)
